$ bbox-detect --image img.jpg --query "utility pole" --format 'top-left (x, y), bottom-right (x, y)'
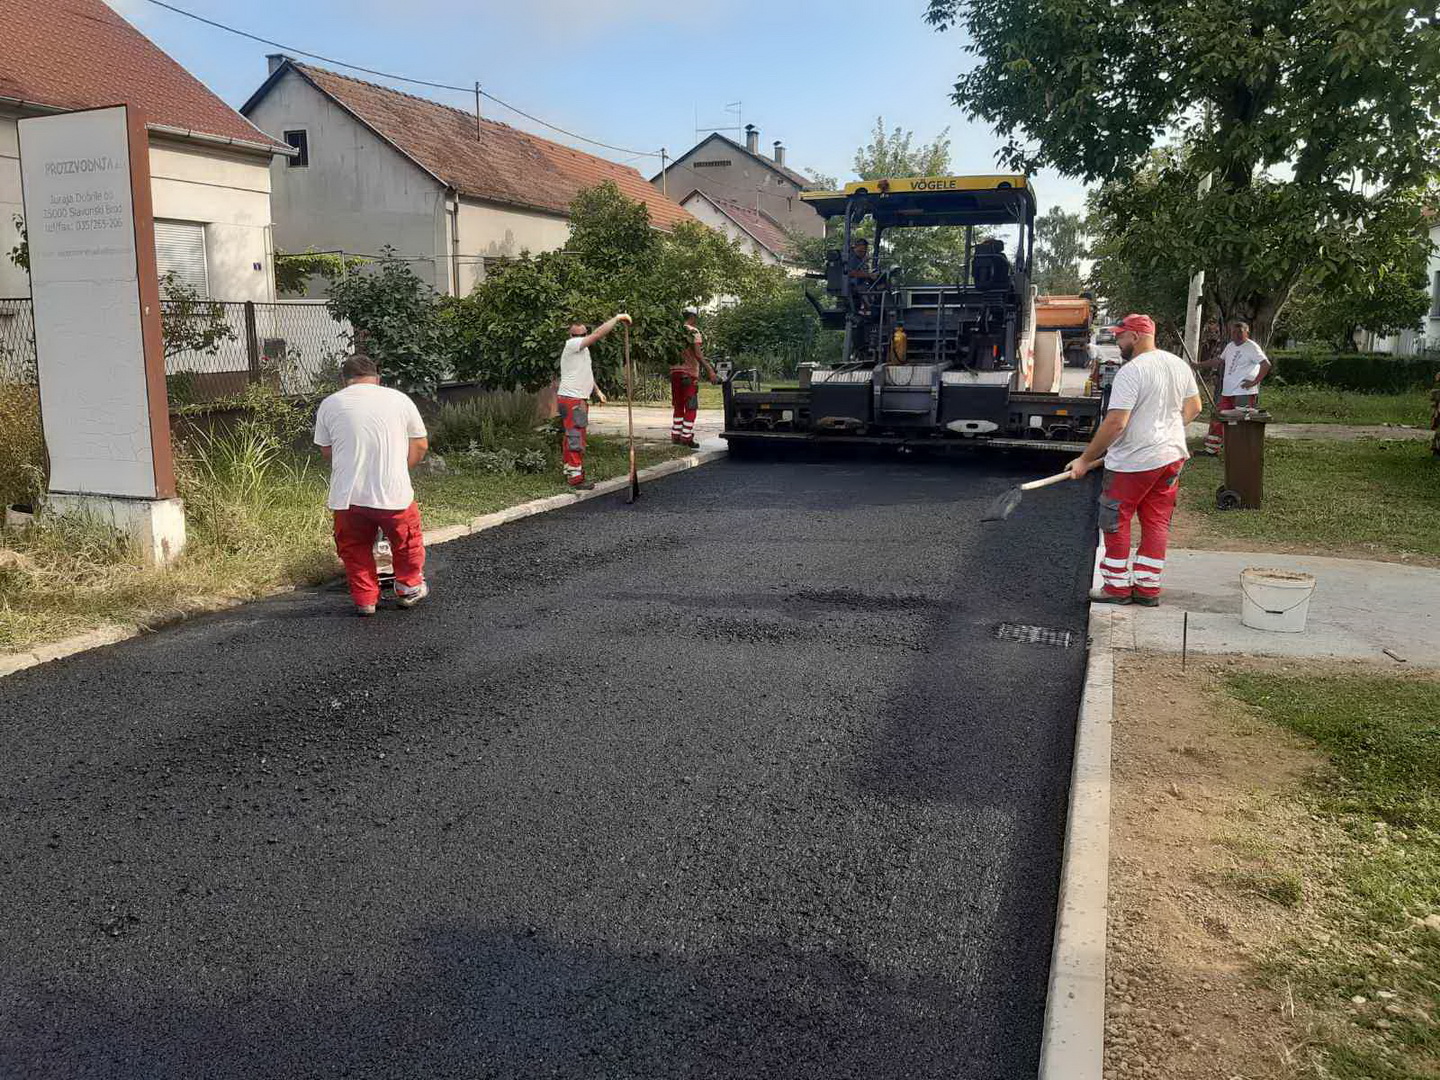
top-left (474, 82), bottom-right (482, 140)
top-left (1182, 170), bottom-right (1213, 363)
top-left (660, 148), bottom-right (668, 198)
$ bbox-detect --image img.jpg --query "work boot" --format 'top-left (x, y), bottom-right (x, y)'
top-left (355, 603), bottom-right (377, 617)
top-left (1088, 588), bottom-right (1131, 605)
top-left (395, 581), bottom-right (429, 609)
top-left (571, 481), bottom-right (595, 491)
top-left (1131, 592), bottom-right (1161, 608)
top-left (679, 438), bottom-right (701, 449)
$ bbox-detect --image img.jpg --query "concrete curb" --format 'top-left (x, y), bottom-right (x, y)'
top-left (0, 448), bottom-right (726, 683)
top-left (1037, 539), bottom-right (1114, 1080)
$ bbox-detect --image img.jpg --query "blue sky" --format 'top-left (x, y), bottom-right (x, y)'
top-left (107, 0), bottom-right (1090, 215)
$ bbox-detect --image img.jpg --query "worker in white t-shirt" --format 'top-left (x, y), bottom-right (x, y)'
top-left (1067, 314), bottom-right (1204, 606)
top-left (1203, 318), bottom-right (1271, 454)
top-left (313, 354), bottom-right (430, 617)
top-left (557, 314), bottom-right (631, 489)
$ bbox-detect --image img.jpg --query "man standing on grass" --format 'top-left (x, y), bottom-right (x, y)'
top-left (1203, 318), bottom-right (1271, 455)
top-left (671, 309), bottom-right (718, 448)
top-left (1067, 314), bottom-right (1203, 607)
top-left (557, 313), bottom-right (631, 490)
top-left (314, 355), bottom-right (430, 617)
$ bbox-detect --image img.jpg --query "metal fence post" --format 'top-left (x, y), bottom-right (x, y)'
top-left (243, 300), bottom-right (260, 384)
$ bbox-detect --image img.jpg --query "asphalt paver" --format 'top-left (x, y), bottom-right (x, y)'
top-left (0, 452), bottom-right (1098, 1079)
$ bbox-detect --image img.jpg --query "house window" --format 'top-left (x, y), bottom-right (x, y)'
top-left (154, 220), bottom-right (209, 296)
top-left (693, 160), bottom-right (731, 168)
top-left (284, 129), bottom-right (309, 168)
top-left (1431, 270), bottom-right (1440, 317)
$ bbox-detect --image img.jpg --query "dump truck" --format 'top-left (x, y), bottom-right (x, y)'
top-left (721, 175), bottom-right (1104, 453)
top-left (1035, 293), bottom-right (1096, 368)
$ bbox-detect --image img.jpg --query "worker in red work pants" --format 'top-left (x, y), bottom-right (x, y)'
top-left (1096, 463), bottom-right (1182, 601)
top-left (333, 503), bottom-right (425, 609)
top-left (1067, 314), bottom-right (1204, 607)
top-left (670, 310), bottom-right (717, 448)
top-left (555, 313), bottom-right (629, 489)
top-left (314, 354), bottom-right (431, 616)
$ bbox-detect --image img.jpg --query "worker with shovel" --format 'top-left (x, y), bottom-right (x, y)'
top-left (1067, 314), bottom-right (1203, 607)
top-left (557, 313), bottom-right (631, 489)
top-left (670, 309), bottom-right (718, 448)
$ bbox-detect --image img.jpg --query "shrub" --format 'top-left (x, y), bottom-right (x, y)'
top-left (0, 382), bottom-right (44, 509)
top-left (1269, 350), bottom-right (1440, 393)
top-left (427, 392), bottom-right (545, 455)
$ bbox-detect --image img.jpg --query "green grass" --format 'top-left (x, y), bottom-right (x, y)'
top-left (1260, 384), bottom-right (1432, 427)
top-left (1225, 673), bottom-right (1440, 1078)
top-left (0, 433), bottom-right (689, 653)
top-left (1180, 438), bottom-right (1440, 561)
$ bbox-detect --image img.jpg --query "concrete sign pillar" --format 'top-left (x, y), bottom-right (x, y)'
top-left (17, 105), bottom-right (184, 565)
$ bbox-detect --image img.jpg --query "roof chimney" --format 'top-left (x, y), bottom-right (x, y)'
top-left (745, 124), bottom-right (759, 154)
top-left (266, 53), bottom-right (291, 76)
top-left (773, 141), bottom-right (786, 167)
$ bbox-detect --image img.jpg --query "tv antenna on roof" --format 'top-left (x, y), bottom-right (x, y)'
top-left (695, 100), bottom-right (742, 138)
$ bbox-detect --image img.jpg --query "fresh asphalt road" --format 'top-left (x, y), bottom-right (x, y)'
top-left (0, 452), bottom-right (1098, 1080)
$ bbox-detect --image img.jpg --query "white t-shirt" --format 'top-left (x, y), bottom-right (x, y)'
top-left (1220, 339), bottom-right (1268, 396)
top-left (313, 383), bottom-right (427, 511)
top-left (557, 336), bottom-right (595, 399)
top-left (1104, 349), bottom-right (1200, 473)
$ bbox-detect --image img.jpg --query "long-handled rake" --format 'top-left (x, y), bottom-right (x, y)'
top-left (623, 324), bottom-right (640, 504)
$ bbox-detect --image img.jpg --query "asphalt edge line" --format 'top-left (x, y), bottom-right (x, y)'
top-left (0, 447), bottom-right (726, 683)
top-left (1037, 535), bottom-right (1113, 1080)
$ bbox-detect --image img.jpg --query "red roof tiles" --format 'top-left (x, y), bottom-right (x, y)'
top-left (0, 0), bottom-right (284, 150)
top-left (286, 63), bottom-right (692, 229)
top-left (686, 193), bottom-right (795, 261)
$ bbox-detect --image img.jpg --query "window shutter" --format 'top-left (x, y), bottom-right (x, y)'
top-left (154, 220), bottom-right (209, 296)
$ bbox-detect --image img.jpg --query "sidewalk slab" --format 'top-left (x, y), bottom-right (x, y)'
top-left (1109, 548), bottom-right (1440, 667)
top-left (587, 405), bottom-right (724, 442)
top-left (1184, 421), bottom-right (1429, 442)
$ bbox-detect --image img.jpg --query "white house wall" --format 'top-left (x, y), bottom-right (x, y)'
top-left (453, 198), bottom-right (571, 293)
top-left (0, 113), bottom-right (277, 301)
top-left (0, 116), bottom-right (26, 297)
top-left (149, 139), bottom-right (274, 301)
top-left (681, 195), bottom-right (781, 267)
top-left (246, 70), bottom-right (452, 294)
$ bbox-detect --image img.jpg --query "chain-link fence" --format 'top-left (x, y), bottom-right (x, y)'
top-left (0, 298), bottom-right (36, 384)
top-left (0, 297), bottom-right (353, 401)
top-left (163, 299), bottom-right (353, 402)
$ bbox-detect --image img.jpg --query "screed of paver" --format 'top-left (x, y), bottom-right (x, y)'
top-left (0, 453), bottom-right (1097, 1080)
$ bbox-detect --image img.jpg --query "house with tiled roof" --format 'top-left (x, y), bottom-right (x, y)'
top-left (0, 0), bottom-right (292, 300)
top-left (679, 191), bottom-right (800, 271)
top-left (242, 58), bottom-right (694, 296)
top-left (652, 126), bottom-right (826, 244)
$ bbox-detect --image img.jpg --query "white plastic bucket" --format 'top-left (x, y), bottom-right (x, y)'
top-left (1240, 567), bottom-right (1316, 633)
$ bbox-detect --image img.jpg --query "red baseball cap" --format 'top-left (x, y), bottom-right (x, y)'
top-left (1106, 314), bottom-right (1155, 336)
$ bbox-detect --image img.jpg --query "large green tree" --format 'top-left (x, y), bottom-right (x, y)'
top-left (1032, 208), bottom-right (1086, 294)
top-left (788, 118), bottom-right (990, 284)
top-left (458, 182), bottom-right (781, 390)
top-left (924, 0), bottom-right (1440, 345)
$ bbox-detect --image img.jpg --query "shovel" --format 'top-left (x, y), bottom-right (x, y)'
top-left (982, 462), bottom-right (1099, 523)
top-left (623, 324), bottom-right (640, 504)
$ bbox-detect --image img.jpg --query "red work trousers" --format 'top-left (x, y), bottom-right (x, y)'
top-left (333, 502), bottom-right (425, 607)
top-left (1098, 461), bottom-right (1184, 599)
top-left (670, 370), bottom-right (699, 444)
top-left (1205, 393), bottom-right (1258, 453)
top-left (557, 395), bottom-right (588, 486)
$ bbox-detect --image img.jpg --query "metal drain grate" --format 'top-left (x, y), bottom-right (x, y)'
top-left (995, 623), bottom-right (1079, 648)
